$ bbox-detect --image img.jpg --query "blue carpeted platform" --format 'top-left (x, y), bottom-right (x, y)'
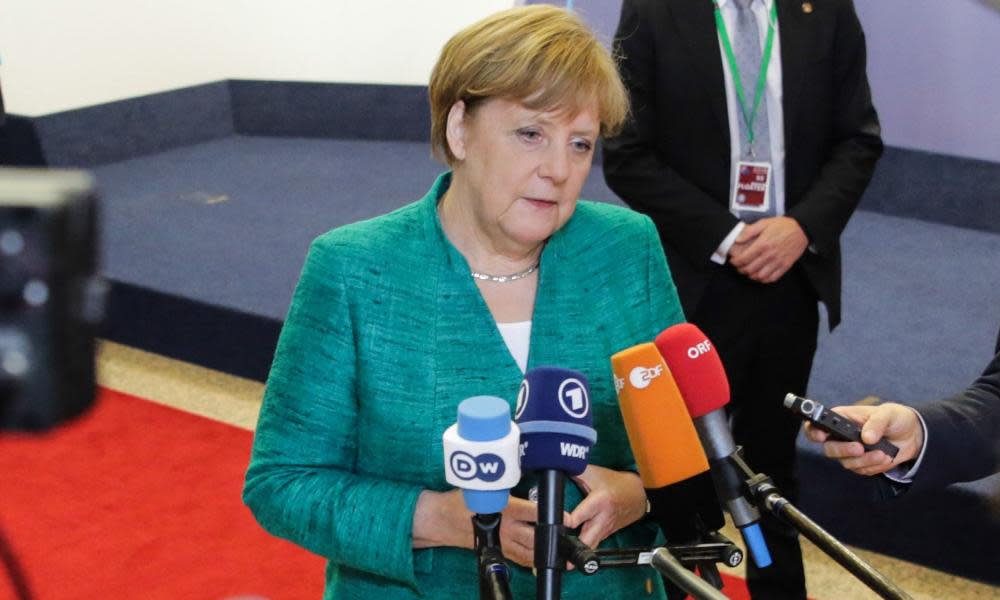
top-left (20, 81), bottom-right (1000, 585)
top-left (98, 136), bottom-right (442, 320)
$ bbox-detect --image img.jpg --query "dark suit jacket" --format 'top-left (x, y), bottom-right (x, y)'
top-left (603, 0), bottom-right (883, 329)
top-left (910, 334), bottom-right (1000, 491)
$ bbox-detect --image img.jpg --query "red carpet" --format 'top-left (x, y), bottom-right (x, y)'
top-left (719, 574), bottom-right (751, 599)
top-left (0, 388), bottom-right (325, 600)
top-left (0, 388), bottom-right (754, 600)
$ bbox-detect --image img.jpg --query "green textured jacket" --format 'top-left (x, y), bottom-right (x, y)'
top-left (244, 173), bottom-right (686, 599)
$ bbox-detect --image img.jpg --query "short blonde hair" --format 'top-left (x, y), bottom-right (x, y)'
top-left (428, 5), bottom-right (629, 164)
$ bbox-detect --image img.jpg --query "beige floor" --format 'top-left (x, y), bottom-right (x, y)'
top-left (96, 340), bottom-right (1000, 599)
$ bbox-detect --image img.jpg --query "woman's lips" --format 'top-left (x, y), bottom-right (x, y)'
top-left (524, 197), bottom-right (556, 208)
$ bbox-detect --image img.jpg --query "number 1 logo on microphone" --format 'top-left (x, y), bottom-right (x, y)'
top-left (557, 378), bottom-right (589, 419)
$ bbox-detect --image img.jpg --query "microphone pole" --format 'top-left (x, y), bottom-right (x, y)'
top-left (743, 467), bottom-right (913, 600)
top-left (650, 548), bottom-right (729, 600)
top-left (537, 469), bottom-right (565, 600)
top-left (471, 513), bottom-right (512, 600)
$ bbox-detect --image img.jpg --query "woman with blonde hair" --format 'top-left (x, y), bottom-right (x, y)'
top-left (244, 6), bottom-right (683, 598)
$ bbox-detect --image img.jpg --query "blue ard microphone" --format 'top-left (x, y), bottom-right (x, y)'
top-left (515, 367), bottom-right (597, 476)
top-left (443, 396), bottom-right (521, 600)
top-left (515, 366), bottom-right (598, 600)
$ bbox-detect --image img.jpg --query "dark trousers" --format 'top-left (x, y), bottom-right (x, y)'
top-left (690, 264), bottom-right (819, 600)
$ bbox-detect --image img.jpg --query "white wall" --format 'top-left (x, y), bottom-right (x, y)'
top-left (0, 0), bottom-right (513, 117)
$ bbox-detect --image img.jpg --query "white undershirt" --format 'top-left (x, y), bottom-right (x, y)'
top-left (497, 320), bottom-right (532, 374)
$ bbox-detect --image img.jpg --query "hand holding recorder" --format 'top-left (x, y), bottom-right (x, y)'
top-left (801, 402), bottom-right (924, 477)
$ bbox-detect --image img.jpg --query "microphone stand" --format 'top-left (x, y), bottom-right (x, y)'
top-left (591, 532), bottom-right (744, 571)
top-left (723, 450), bottom-right (913, 600)
top-left (472, 513), bottom-right (513, 600)
top-left (536, 516), bottom-right (744, 598)
top-left (590, 532), bottom-right (743, 598)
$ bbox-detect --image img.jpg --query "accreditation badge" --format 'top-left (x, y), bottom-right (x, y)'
top-left (731, 161), bottom-right (772, 213)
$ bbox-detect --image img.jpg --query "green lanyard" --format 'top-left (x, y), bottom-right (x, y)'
top-left (714, 0), bottom-right (778, 154)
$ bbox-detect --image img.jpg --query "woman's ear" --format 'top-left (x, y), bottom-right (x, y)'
top-left (445, 100), bottom-right (468, 162)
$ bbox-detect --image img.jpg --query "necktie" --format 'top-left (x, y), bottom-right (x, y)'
top-left (732, 0), bottom-right (777, 221)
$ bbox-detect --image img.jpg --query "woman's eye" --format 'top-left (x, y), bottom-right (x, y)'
top-left (572, 139), bottom-right (594, 153)
top-left (517, 128), bottom-right (542, 142)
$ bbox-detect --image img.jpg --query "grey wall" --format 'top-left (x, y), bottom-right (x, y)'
top-left (856, 0), bottom-right (1000, 162)
top-left (535, 0), bottom-right (1000, 163)
top-left (561, 0), bottom-right (621, 46)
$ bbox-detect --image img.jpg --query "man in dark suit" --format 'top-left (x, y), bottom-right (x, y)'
top-left (603, 1), bottom-right (883, 597)
top-left (806, 331), bottom-right (1000, 491)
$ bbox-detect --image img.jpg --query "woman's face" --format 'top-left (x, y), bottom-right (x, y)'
top-left (447, 96), bottom-right (599, 252)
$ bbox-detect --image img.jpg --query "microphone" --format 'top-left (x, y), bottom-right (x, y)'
top-left (654, 323), bottom-right (771, 568)
top-left (656, 326), bottom-right (915, 600)
top-left (443, 396), bottom-right (521, 600)
top-left (610, 343), bottom-right (725, 544)
top-left (444, 395), bottom-right (522, 513)
top-left (515, 366), bottom-right (598, 600)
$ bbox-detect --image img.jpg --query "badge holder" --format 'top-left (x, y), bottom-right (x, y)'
top-left (731, 160), bottom-right (772, 215)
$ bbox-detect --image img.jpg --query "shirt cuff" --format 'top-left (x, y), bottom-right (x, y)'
top-left (711, 222), bottom-right (746, 265)
top-left (884, 409), bottom-right (928, 484)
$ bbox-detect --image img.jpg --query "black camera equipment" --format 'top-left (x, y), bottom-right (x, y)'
top-left (0, 167), bottom-right (104, 432)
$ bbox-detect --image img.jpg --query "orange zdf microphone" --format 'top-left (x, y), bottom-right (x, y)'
top-left (610, 343), bottom-right (724, 543)
top-left (655, 324), bottom-right (771, 568)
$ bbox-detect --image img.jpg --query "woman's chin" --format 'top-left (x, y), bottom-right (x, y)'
top-left (507, 227), bottom-right (559, 248)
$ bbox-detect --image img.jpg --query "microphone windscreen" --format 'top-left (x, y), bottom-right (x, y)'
top-left (458, 394), bottom-right (511, 441)
top-left (655, 323), bottom-right (730, 418)
top-left (610, 343), bottom-right (709, 488)
top-left (515, 366), bottom-right (596, 476)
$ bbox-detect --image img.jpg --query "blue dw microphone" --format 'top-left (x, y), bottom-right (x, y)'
top-left (444, 395), bottom-right (521, 513)
top-left (443, 396), bottom-right (521, 600)
top-left (515, 367), bottom-right (598, 600)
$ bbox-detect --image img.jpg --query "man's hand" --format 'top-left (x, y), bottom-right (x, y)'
top-left (728, 216), bottom-right (809, 283)
top-left (803, 403), bottom-right (925, 476)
